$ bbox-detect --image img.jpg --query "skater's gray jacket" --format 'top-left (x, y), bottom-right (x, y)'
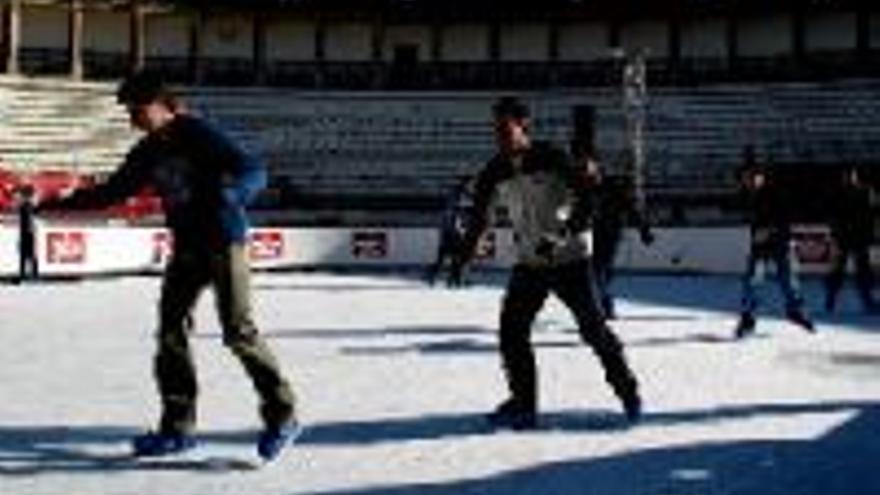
top-left (461, 141), bottom-right (594, 267)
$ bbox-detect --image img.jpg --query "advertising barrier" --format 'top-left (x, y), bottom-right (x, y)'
top-left (0, 223), bottom-right (873, 277)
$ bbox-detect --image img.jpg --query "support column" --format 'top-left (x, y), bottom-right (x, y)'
top-left (314, 16), bottom-right (325, 61)
top-left (608, 18), bottom-right (622, 49)
top-left (370, 15), bottom-right (385, 62)
top-left (312, 16), bottom-right (326, 89)
top-left (253, 13), bottom-right (267, 84)
top-left (4, 0), bottom-right (21, 74)
top-left (187, 11), bottom-right (204, 83)
top-left (68, 0), bottom-right (84, 79)
top-left (792, 5), bottom-right (806, 65)
top-left (488, 21), bottom-right (501, 61)
top-left (548, 20), bottom-right (560, 61)
top-left (129, 0), bottom-right (146, 74)
top-left (856, 1), bottom-right (870, 56)
top-left (668, 15), bottom-right (681, 67)
top-left (429, 20), bottom-right (443, 61)
top-left (370, 15), bottom-right (385, 88)
top-left (725, 12), bottom-right (739, 66)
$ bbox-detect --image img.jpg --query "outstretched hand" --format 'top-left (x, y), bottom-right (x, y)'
top-left (34, 188), bottom-right (76, 213)
top-left (535, 232), bottom-right (566, 260)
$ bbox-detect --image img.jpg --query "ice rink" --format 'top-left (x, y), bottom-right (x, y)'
top-left (2, 270), bottom-right (880, 494)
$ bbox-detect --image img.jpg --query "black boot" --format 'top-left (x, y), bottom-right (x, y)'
top-left (787, 309), bottom-right (816, 333)
top-left (486, 398), bottom-right (537, 431)
top-left (734, 313), bottom-right (756, 339)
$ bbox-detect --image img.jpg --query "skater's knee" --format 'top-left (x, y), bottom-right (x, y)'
top-left (579, 324), bottom-right (622, 352)
top-left (222, 325), bottom-right (260, 351)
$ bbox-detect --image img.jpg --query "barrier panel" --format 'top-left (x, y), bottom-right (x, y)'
top-left (0, 223), bottom-right (872, 277)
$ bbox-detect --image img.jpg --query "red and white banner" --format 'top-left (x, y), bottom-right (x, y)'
top-left (249, 230), bottom-right (285, 261)
top-left (45, 231), bottom-right (87, 264)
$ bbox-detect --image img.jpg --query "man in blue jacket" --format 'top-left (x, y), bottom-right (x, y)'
top-left (40, 72), bottom-right (298, 461)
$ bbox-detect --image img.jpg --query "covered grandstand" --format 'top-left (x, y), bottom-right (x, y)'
top-left (0, 0), bottom-right (878, 225)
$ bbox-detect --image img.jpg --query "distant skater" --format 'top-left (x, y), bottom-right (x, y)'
top-left (16, 184), bottom-right (39, 283)
top-left (576, 152), bottom-right (654, 319)
top-left (454, 97), bottom-right (641, 430)
top-left (824, 167), bottom-right (878, 313)
top-left (39, 72), bottom-right (298, 461)
top-left (734, 160), bottom-right (815, 339)
top-left (426, 176), bottom-right (473, 287)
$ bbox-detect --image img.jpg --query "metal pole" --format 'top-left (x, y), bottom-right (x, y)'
top-left (622, 47), bottom-right (647, 205)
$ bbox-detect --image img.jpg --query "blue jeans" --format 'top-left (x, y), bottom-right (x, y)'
top-left (740, 243), bottom-right (805, 316)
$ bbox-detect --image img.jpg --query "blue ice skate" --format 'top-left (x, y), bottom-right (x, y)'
top-left (132, 431), bottom-right (196, 457)
top-left (257, 421), bottom-right (302, 461)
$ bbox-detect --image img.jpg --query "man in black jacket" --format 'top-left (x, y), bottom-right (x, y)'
top-left (585, 159), bottom-right (654, 319)
top-left (735, 163), bottom-right (815, 338)
top-left (454, 97), bottom-right (641, 430)
top-left (40, 72), bottom-right (298, 461)
top-left (824, 167), bottom-right (878, 313)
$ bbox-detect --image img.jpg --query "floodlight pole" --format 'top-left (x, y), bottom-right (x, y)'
top-left (619, 47), bottom-right (648, 205)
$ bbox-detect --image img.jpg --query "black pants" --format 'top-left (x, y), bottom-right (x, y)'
top-left (825, 241), bottom-right (876, 309)
top-left (426, 232), bottom-right (464, 286)
top-left (498, 259), bottom-right (638, 410)
top-left (18, 239), bottom-right (39, 281)
top-left (592, 230), bottom-right (622, 312)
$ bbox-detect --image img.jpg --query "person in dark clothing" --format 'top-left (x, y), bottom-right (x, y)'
top-left (453, 97), bottom-right (641, 430)
top-left (734, 163), bottom-right (815, 339)
top-left (16, 184), bottom-right (39, 283)
top-left (580, 156), bottom-right (654, 319)
top-left (426, 176), bottom-right (473, 287)
top-left (39, 72), bottom-right (298, 461)
top-left (824, 167), bottom-right (878, 313)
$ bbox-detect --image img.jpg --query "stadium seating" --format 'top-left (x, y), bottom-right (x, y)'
top-left (2, 74), bottom-right (879, 223)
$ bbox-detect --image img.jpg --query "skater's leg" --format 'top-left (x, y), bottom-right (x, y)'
top-left (592, 233), bottom-right (619, 317)
top-left (853, 246), bottom-right (878, 311)
top-left (426, 234), bottom-right (451, 285)
top-left (740, 254), bottom-right (765, 318)
top-left (776, 244), bottom-right (806, 313)
top-left (824, 244), bottom-right (847, 312)
top-left (213, 244), bottom-right (296, 430)
top-left (552, 260), bottom-right (640, 420)
top-left (497, 265), bottom-right (549, 412)
top-left (775, 245), bottom-right (814, 331)
top-left (155, 253), bottom-right (209, 435)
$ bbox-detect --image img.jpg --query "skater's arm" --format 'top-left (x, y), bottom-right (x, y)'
top-left (39, 143), bottom-right (150, 212)
top-left (456, 163), bottom-right (498, 266)
top-left (189, 118), bottom-right (266, 206)
top-left (625, 185), bottom-right (654, 245)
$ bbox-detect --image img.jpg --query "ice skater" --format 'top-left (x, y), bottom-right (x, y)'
top-left (734, 158), bottom-right (815, 339)
top-left (576, 151), bottom-right (654, 319)
top-left (426, 176), bottom-right (473, 287)
top-left (824, 167), bottom-right (878, 313)
top-left (453, 96), bottom-right (641, 430)
top-left (16, 184), bottom-right (39, 283)
top-left (39, 71), bottom-right (298, 461)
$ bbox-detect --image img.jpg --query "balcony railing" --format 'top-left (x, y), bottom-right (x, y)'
top-left (11, 49), bottom-right (880, 89)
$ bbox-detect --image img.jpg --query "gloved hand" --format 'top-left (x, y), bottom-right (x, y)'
top-left (535, 232), bottom-right (566, 260)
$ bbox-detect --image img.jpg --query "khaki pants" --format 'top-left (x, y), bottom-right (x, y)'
top-left (155, 244), bottom-right (295, 434)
